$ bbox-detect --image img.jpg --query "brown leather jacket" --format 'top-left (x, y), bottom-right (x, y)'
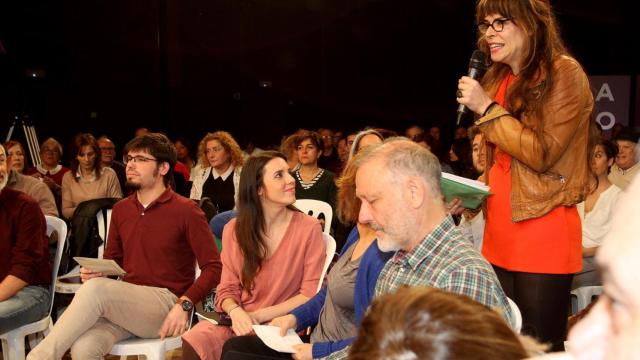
top-left (475, 56), bottom-right (593, 222)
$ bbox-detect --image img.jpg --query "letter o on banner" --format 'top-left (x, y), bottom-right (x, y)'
top-left (596, 112), bottom-right (616, 130)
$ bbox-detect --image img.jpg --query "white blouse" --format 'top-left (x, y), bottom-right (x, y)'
top-left (577, 184), bottom-right (623, 249)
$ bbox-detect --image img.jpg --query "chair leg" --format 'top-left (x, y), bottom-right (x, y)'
top-left (2, 339), bottom-right (10, 360)
top-left (6, 334), bottom-right (27, 360)
top-left (145, 343), bottom-right (166, 360)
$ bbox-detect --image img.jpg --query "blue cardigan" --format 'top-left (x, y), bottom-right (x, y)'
top-left (289, 226), bottom-right (393, 358)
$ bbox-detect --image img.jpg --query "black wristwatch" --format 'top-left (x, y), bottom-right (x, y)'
top-left (177, 298), bottom-right (194, 312)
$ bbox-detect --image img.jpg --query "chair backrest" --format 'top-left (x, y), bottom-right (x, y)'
top-left (317, 233), bottom-right (337, 293)
top-left (294, 199), bottom-right (333, 234)
top-left (96, 209), bottom-right (112, 259)
top-left (46, 216), bottom-right (68, 315)
top-left (506, 297), bottom-right (522, 333)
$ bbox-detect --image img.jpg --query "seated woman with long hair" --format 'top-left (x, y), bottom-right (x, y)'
top-left (349, 287), bottom-right (541, 360)
top-left (220, 151), bottom-right (393, 360)
top-left (572, 138), bottom-right (622, 289)
top-left (61, 133), bottom-right (122, 219)
top-left (181, 151), bottom-right (326, 360)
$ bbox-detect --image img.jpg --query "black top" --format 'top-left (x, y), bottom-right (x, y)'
top-left (202, 170), bottom-right (235, 213)
top-left (293, 168), bottom-right (337, 211)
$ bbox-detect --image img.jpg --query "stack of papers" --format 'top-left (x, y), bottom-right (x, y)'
top-left (73, 257), bottom-right (127, 277)
top-left (252, 325), bottom-right (303, 353)
top-left (441, 172), bottom-right (491, 209)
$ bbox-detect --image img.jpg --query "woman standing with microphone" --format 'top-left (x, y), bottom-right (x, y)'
top-left (456, 0), bottom-right (593, 350)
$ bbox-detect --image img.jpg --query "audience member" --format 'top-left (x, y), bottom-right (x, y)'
top-left (175, 137), bottom-right (196, 177)
top-left (568, 175), bottom-right (640, 359)
top-left (25, 138), bottom-right (70, 210)
top-left (61, 133), bottom-right (122, 219)
top-left (190, 131), bottom-right (244, 212)
top-left (448, 138), bottom-right (477, 179)
top-left (28, 133), bottom-right (222, 360)
top-left (572, 139), bottom-right (622, 289)
top-left (317, 128), bottom-right (341, 174)
top-left (458, 126), bottom-right (486, 251)
top-left (456, 0), bottom-right (593, 349)
top-left (608, 128), bottom-right (639, 190)
top-left (412, 132), bottom-right (433, 151)
top-left (347, 129), bottom-right (383, 161)
top-left (326, 139), bottom-right (514, 359)
top-left (280, 133), bottom-right (300, 171)
top-left (0, 144), bottom-right (52, 334)
top-left (6, 168), bottom-right (58, 217)
top-left (405, 125), bottom-right (424, 141)
top-left (220, 151), bottom-right (393, 360)
top-left (4, 140), bottom-right (27, 173)
top-left (181, 151), bottom-right (325, 360)
top-left (97, 135), bottom-right (127, 192)
top-left (336, 135), bottom-right (349, 169)
top-left (349, 287), bottom-right (535, 360)
top-left (135, 127), bottom-right (149, 137)
top-left (454, 125), bottom-right (469, 140)
top-left (292, 131), bottom-right (337, 212)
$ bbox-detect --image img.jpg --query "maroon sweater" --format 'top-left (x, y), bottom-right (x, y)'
top-left (0, 187), bottom-right (51, 286)
top-left (104, 188), bottom-right (222, 303)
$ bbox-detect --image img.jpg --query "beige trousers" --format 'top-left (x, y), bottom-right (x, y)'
top-left (27, 277), bottom-right (177, 360)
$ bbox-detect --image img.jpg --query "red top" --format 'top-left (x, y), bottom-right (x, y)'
top-left (104, 188), bottom-right (222, 302)
top-left (174, 161), bottom-right (190, 181)
top-left (25, 165), bottom-right (70, 186)
top-left (0, 187), bottom-right (51, 285)
top-left (482, 73), bottom-right (582, 274)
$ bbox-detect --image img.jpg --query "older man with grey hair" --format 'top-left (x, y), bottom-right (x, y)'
top-left (324, 139), bottom-right (513, 359)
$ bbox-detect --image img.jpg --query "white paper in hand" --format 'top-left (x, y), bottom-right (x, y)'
top-left (252, 325), bottom-right (303, 353)
top-left (73, 257), bottom-right (126, 277)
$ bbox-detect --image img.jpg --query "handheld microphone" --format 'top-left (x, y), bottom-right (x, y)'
top-left (456, 50), bottom-right (487, 125)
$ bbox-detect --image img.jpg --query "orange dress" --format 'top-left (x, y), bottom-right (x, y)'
top-left (481, 73), bottom-right (582, 274)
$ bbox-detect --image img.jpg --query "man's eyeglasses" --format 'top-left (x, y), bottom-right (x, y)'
top-left (123, 155), bottom-right (158, 164)
top-left (477, 18), bottom-right (511, 34)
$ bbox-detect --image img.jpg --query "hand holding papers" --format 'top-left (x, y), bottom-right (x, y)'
top-left (73, 257), bottom-right (126, 277)
top-left (252, 325), bottom-right (303, 353)
top-left (441, 172), bottom-right (491, 209)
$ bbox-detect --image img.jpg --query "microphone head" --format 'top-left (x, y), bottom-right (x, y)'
top-left (469, 50), bottom-right (487, 70)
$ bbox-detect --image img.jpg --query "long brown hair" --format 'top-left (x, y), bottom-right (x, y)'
top-left (336, 152), bottom-right (363, 225)
top-left (69, 133), bottom-right (102, 182)
top-left (349, 286), bottom-right (532, 360)
top-left (476, 0), bottom-right (569, 121)
top-left (235, 150), bottom-right (292, 294)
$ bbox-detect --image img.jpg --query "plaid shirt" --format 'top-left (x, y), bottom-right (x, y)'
top-left (322, 216), bottom-right (514, 360)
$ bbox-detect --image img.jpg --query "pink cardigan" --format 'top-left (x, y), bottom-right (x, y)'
top-left (215, 211), bottom-right (326, 312)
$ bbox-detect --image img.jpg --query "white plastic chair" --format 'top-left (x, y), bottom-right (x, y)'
top-left (1, 216), bottom-right (67, 360)
top-left (294, 199), bottom-right (333, 234)
top-left (108, 263), bottom-right (200, 360)
top-left (305, 233), bottom-right (337, 335)
top-left (571, 286), bottom-right (603, 314)
top-left (318, 233), bottom-right (337, 293)
top-left (55, 209), bottom-right (113, 294)
top-left (506, 297), bottom-right (522, 333)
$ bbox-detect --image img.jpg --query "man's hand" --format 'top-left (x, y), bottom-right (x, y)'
top-left (158, 304), bottom-right (189, 339)
top-left (79, 267), bottom-right (104, 283)
top-left (229, 307), bottom-right (257, 336)
top-left (292, 343), bottom-right (312, 360)
top-left (269, 314), bottom-right (297, 336)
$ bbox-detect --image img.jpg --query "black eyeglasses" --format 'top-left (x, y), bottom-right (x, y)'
top-left (123, 155), bottom-right (158, 164)
top-left (477, 18), bottom-right (511, 34)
